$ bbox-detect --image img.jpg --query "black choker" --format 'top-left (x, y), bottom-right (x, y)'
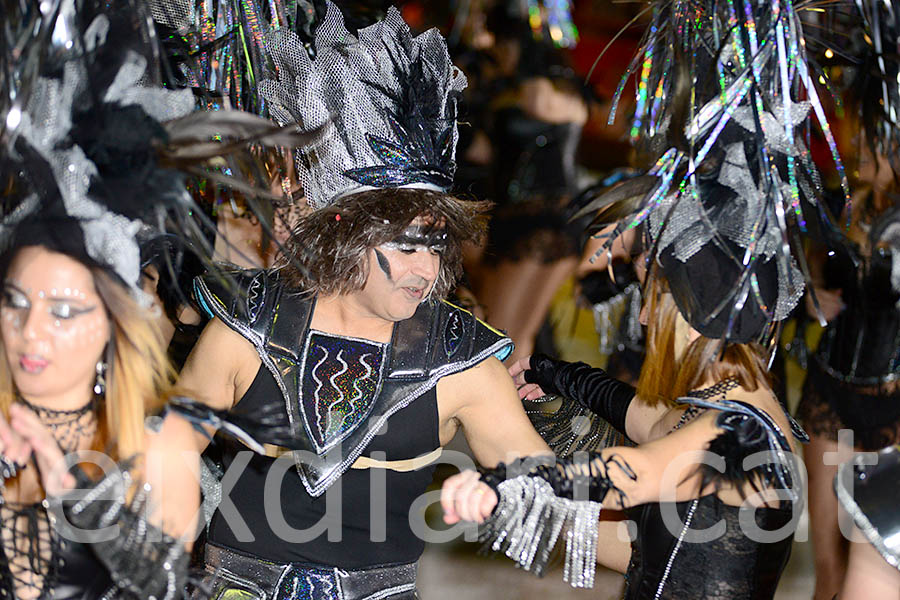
top-left (17, 397), bottom-right (97, 454)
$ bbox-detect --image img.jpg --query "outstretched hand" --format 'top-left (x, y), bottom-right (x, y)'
top-left (441, 469), bottom-right (498, 525)
top-left (507, 355), bottom-right (547, 401)
top-left (9, 403), bottom-right (75, 496)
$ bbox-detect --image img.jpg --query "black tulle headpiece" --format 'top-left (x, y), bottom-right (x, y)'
top-left (0, 0), bottom-right (317, 296)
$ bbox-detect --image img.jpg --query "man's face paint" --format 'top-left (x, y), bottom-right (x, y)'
top-left (381, 225), bottom-right (448, 255)
top-left (374, 225), bottom-right (447, 282)
top-left (374, 248), bottom-right (394, 281)
top-left (360, 224), bottom-right (446, 322)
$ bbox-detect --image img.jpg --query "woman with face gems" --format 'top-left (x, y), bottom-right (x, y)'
top-left (0, 1), bottom-right (318, 597)
top-left (0, 231), bottom-right (199, 600)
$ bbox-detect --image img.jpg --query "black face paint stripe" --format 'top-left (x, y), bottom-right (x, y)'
top-left (374, 248), bottom-right (393, 281)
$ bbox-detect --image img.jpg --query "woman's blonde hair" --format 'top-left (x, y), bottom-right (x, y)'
top-left (636, 269), bottom-right (772, 407)
top-left (0, 264), bottom-right (173, 460)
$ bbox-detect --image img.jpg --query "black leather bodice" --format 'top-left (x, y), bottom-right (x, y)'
top-left (194, 268), bottom-right (513, 497)
top-left (819, 244), bottom-right (900, 381)
top-left (624, 495), bottom-right (794, 600)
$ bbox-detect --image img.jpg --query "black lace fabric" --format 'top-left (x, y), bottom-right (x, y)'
top-left (17, 399), bottom-right (97, 455)
top-left (625, 495), bottom-right (794, 599)
top-left (797, 359), bottom-right (900, 450)
top-left (0, 503), bottom-right (60, 600)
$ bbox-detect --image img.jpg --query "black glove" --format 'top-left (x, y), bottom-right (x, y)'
top-left (523, 354), bottom-right (635, 434)
top-left (480, 454), bottom-right (627, 504)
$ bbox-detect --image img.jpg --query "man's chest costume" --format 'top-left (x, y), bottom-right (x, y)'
top-left (195, 268), bottom-right (512, 496)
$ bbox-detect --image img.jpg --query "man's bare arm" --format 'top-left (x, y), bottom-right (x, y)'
top-left (437, 356), bottom-right (551, 467)
top-left (176, 317), bottom-right (260, 451)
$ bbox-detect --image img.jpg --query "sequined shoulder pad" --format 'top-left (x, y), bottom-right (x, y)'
top-left (387, 300), bottom-right (513, 380)
top-left (193, 267), bottom-right (303, 352)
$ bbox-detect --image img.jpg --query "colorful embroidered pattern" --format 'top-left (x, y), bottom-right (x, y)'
top-left (300, 331), bottom-right (386, 453)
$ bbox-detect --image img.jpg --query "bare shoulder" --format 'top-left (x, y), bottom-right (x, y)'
top-left (437, 356), bottom-right (514, 402)
top-left (177, 317), bottom-right (260, 410)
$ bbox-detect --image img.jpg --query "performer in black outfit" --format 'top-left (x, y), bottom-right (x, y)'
top-left (178, 4), bottom-right (550, 598)
top-left (442, 0), bottom-right (850, 596)
top-left (0, 1), bottom-right (313, 597)
top-left (0, 2), bottom-right (202, 597)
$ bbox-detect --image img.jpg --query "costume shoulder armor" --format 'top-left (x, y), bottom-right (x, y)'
top-left (193, 267), bottom-right (312, 356)
top-left (387, 299), bottom-right (513, 380)
top-left (678, 397), bottom-right (807, 501)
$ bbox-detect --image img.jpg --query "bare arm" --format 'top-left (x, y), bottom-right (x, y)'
top-left (176, 317), bottom-right (261, 451)
top-left (144, 413), bottom-right (201, 546)
top-left (444, 392), bottom-right (794, 523)
top-left (842, 532), bottom-right (900, 600)
top-left (437, 356), bottom-right (551, 467)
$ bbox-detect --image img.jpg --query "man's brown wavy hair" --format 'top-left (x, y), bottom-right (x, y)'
top-left (280, 188), bottom-right (491, 298)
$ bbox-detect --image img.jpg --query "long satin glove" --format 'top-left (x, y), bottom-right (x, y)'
top-left (524, 354), bottom-right (635, 434)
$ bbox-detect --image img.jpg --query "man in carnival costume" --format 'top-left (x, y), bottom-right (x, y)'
top-left (178, 3), bottom-right (551, 597)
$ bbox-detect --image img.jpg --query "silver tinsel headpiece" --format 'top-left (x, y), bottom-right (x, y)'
top-left (1, 6), bottom-right (194, 294)
top-left (1, 0), bottom-right (319, 298)
top-left (260, 1), bottom-right (467, 209)
top-left (580, 0), bottom-right (851, 341)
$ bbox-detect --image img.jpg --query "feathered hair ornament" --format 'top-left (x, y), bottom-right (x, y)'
top-left (576, 0), bottom-right (850, 343)
top-left (259, 0), bottom-right (468, 209)
top-left (0, 0), bottom-right (318, 299)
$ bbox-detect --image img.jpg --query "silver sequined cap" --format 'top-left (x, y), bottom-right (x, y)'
top-left (259, 1), bottom-right (467, 209)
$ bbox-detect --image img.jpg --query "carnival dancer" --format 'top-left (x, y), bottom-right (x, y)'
top-left (441, 0), bottom-right (853, 596)
top-left (0, 2), bottom-right (202, 597)
top-left (178, 4), bottom-right (550, 598)
top-left (0, 1), bottom-right (318, 596)
top-left (792, 2), bottom-right (900, 595)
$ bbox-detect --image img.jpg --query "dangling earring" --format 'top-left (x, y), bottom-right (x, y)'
top-left (93, 360), bottom-right (107, 396)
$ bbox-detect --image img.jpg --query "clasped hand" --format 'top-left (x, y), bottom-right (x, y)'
top-left (0, 404), bottom-right (76, 496)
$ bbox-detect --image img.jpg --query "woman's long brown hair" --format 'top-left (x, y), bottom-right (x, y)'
top-left (636, 270), bottom-right (772, 408)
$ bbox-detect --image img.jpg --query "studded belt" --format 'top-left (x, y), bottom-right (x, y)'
top-left (197, 543), bottom-right (418, 600)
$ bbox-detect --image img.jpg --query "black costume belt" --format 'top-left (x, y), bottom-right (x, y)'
top-left (198, 544), bottom-right (417, 600)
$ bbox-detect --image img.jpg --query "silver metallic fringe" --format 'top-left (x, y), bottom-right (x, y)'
top-left (479, 476), bottom-right (601, 588)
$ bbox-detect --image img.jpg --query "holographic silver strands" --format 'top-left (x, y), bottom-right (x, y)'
top-left (479, 476), bottom-right (601, 588)
top-left (594, 0), bottom-right (852, 333)
top-left (259, 1), bottom-right (467, 209)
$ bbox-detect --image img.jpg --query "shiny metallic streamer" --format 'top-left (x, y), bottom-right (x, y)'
top-left (593, 0), bottom-right (851, 339)
top-left (479, 476), bottom-right (601, 588)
